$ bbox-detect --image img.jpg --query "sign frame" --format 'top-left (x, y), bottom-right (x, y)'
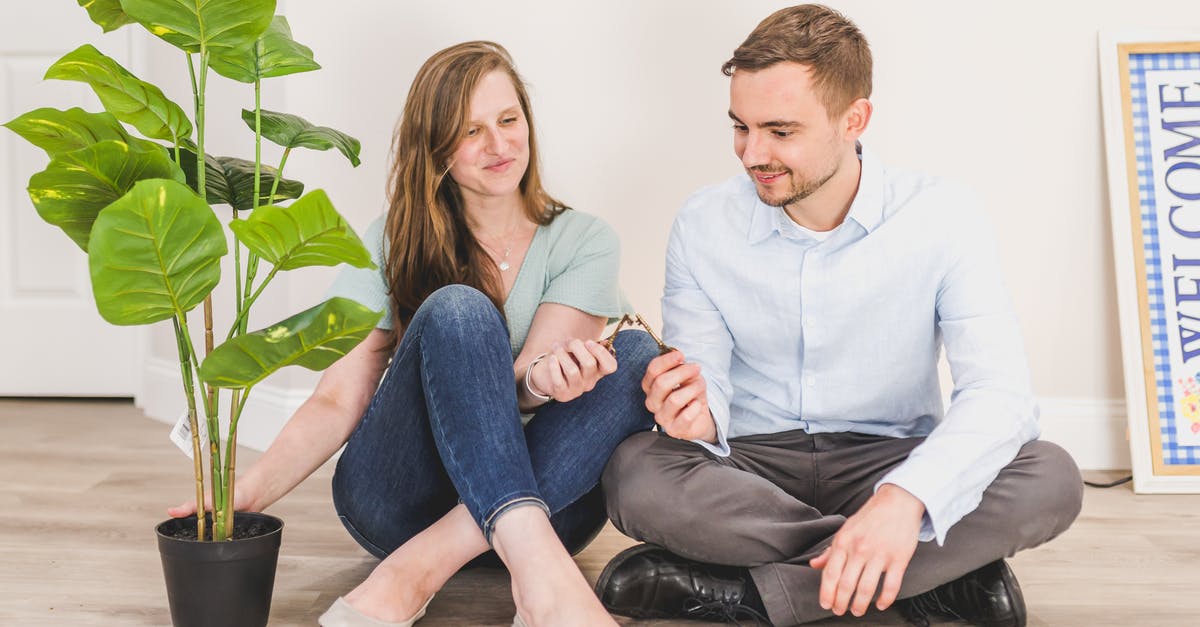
top-left (1100, 32), bottom-right (1200, 492)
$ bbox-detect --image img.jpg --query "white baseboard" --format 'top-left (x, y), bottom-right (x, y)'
top-left (1035, 398), bottom-right (1129, 471)
top-left (136, 357), bottom-right (311, 453)
top-left (136, 361), bottom-right (1131, 470)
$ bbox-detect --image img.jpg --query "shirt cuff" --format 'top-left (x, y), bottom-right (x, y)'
top-left (690, 391), bottom-right (731, 457)
top-left (875, 470), bottom-right (951, 545)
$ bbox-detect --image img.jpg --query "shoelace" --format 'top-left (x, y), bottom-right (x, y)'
top-left (902, 585), bottom-right (969, 625)
top-left (683, 593), bottom-right (773, 625)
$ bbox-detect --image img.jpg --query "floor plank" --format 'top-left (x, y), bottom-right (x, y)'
top-left (1, 399), bottom-right (1196, 626)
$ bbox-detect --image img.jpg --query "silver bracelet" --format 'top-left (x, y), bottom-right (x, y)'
top-left (524, 353), bottom-right (552, 401)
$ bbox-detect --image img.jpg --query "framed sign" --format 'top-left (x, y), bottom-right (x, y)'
top-left (1100, 33), bottom-right (1200, 492)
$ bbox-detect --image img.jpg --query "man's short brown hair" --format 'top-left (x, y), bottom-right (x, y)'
top-left (722, 4), bottom-right (872, 118)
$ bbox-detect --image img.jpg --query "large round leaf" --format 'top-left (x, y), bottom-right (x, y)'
top-left (210, 16), bottom-right (320, 83)
top-left (3, 107), bottom-right (131, 156)
top-left (89, 178), bottom-right (227, 325)
top-left (28, 139), bottom-right (184, 251)
top-left (119, 0), bottom-right (275, 54)
top-left (174, 148), bottom-right (304, 211)
top-left (77, 0), bottom-right (134, 32)
top-left (199, 297), bottom-right (382, 388)
top-left (44, 44), bottom-right (192, 145)
top-left (244, 109), bottom-right (361, 167)
top-left (229, 189), bottom-right (373, 271)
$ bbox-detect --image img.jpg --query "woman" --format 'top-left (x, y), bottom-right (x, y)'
top-left (169, 41), bottom-right (657, 626)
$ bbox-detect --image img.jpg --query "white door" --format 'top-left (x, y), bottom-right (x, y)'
top-left (0, 4), bottom-right (142, 395)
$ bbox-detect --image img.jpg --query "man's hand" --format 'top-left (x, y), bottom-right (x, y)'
top-left (641, 350), bottom-right (717, 442)
top-left (810, 484), bottom-right (925, 617)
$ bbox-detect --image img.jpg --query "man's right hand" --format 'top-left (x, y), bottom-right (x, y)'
top-left (641, 350), bottom-right (717, 443)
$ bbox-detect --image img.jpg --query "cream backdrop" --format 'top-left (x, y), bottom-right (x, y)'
top-left (131, 0), bottom-right (1200, 469)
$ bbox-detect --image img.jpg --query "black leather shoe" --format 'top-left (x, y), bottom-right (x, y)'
top-left (594, 543), bottom-right (771, 624)
top-left (898, 560), bottom-right (1026, 627)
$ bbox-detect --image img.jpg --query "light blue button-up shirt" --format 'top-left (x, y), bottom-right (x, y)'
top-left (661, 147), bottom-right (1040, 544)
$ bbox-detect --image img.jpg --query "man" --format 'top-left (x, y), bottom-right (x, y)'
top-left (595, 5), bottom-right (1083, 626)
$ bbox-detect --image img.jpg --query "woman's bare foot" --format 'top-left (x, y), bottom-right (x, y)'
top-left (343, 505), bottom-right (490, 621)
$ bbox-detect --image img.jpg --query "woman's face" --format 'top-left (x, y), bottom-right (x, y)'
top-left (446, 69), bottom-right (530, 207)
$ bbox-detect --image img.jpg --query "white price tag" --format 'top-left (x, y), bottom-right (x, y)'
top-left (170, 409), bottom-right (208, 460)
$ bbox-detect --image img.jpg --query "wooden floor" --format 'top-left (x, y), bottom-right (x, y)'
top-left (1, 398), bottom-right (1197, 626)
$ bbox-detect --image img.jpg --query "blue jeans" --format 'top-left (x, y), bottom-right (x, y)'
top-left (332, 285), bottom-right (657, 560)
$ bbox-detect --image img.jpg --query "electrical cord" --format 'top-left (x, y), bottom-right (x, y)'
top-left (1083, 475), bottom-right (1132, 488)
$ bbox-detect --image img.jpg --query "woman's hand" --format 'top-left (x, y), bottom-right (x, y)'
top-left (167, 479), bottom-right (260, 518)
top-left (528, 338), bottom-right (618, 403)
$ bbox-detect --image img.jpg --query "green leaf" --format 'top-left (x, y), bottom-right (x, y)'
top-left (28, 139), bottom-right (185, 251)
top-left (210, 16), bottom-right (320, 83)
top-left (244, 109), bottom-right (361, 167)
top-left (173, 149), bottom-right (304, 211)
top-left (229, 189), bottom-right (374, 271)
top-left (88, 178), bottom-right (227, 325)
top-left (199, 297), bottom-right (382, 388)
top-left (119, 0), bottom-right (275, 54)
top-left (3, 107), bottom-right (131, 157)
top-left (44, 44), bottom-right (192, 145)
top-left (77, 0), bottom-right (135, 33)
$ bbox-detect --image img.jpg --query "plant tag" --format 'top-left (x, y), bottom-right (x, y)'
top-left (170, 410), bottom-right (208, 460)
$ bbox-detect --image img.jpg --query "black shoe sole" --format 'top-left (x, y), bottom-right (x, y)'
top-left (593, 542), bottom-right (668, 617)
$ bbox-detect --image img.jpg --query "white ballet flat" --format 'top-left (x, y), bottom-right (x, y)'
top-left (317, 595), bottom-right (433, 627)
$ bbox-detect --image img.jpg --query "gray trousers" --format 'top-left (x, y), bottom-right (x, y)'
top-left (602, 429), bottom-right (1083, 626)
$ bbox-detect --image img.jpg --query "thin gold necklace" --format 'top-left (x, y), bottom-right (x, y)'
top-left (478, 218), bottom-right (522, 272)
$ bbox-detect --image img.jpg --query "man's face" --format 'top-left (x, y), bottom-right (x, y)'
top-left (729, 62), bottom-right (848, 208)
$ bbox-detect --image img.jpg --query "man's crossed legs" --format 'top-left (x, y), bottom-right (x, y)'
top-left (599, 429), bottom-right (1083, 626)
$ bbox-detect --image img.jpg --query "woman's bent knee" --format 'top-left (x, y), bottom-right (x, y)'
top-left (411, 284), bottom-right (506, 340)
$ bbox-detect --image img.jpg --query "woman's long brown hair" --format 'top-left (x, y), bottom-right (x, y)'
top-left (383, 41), bottom-right (566, 335)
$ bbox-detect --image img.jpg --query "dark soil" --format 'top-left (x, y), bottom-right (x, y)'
top-left (162, 515), bottom-right (279, 541)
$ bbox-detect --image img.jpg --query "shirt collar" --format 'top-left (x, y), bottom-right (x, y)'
top-left (746, 188), bottom-right (778, 245)
top-left (745, 143), bottom-right (885, 245)
top-left (845, 144), bottom-right (885, 234)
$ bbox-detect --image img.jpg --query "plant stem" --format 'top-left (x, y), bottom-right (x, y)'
top-left (226, 265), bottom-right (280, 342)
top-left (239, 79), bottom-right (266, 336)
top-left (220, 388), bottom-right (251, 540)
top-left (176, 313), bottom-right (213, 418)
top-left (183, 52), bottom-right (211, 541)
top-left (253, 79), bottom-right (263, 212)
top-left (194, 47), bottom-right (227, 541)
top-left (176, 312), bottom-right (222, 532)
top-left (172, 316), bottom-right (205, 542)
top-left (232, 209), bottom-right (243, 320)
top-left (269, 147), bottom-right (291, 202)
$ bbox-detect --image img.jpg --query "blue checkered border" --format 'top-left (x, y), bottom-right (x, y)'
top-left (1130, 51), bottom-right (1200, 465)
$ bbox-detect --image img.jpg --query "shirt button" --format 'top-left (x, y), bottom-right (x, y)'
top-left (805, 376), bottom-right (816, 388)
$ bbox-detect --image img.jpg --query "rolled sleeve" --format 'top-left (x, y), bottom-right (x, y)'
top-left (661, 213), bottom-right (736, 457)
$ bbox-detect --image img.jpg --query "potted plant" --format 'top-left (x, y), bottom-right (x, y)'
top-left (3, 1), bottom-right (380, 625)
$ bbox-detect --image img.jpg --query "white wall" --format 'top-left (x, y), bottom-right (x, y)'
top-left (136, 0), bottom-right (1200, 467)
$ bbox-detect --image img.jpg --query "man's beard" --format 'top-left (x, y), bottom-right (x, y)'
top-left (752, 162), bottom-right (839, 208)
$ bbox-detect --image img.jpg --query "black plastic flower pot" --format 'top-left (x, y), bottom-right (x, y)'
top-left (156, 512), bottom-right (284, 627)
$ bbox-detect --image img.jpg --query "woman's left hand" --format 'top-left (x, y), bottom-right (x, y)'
top-left (530, 339), bottom-right (618, 403)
